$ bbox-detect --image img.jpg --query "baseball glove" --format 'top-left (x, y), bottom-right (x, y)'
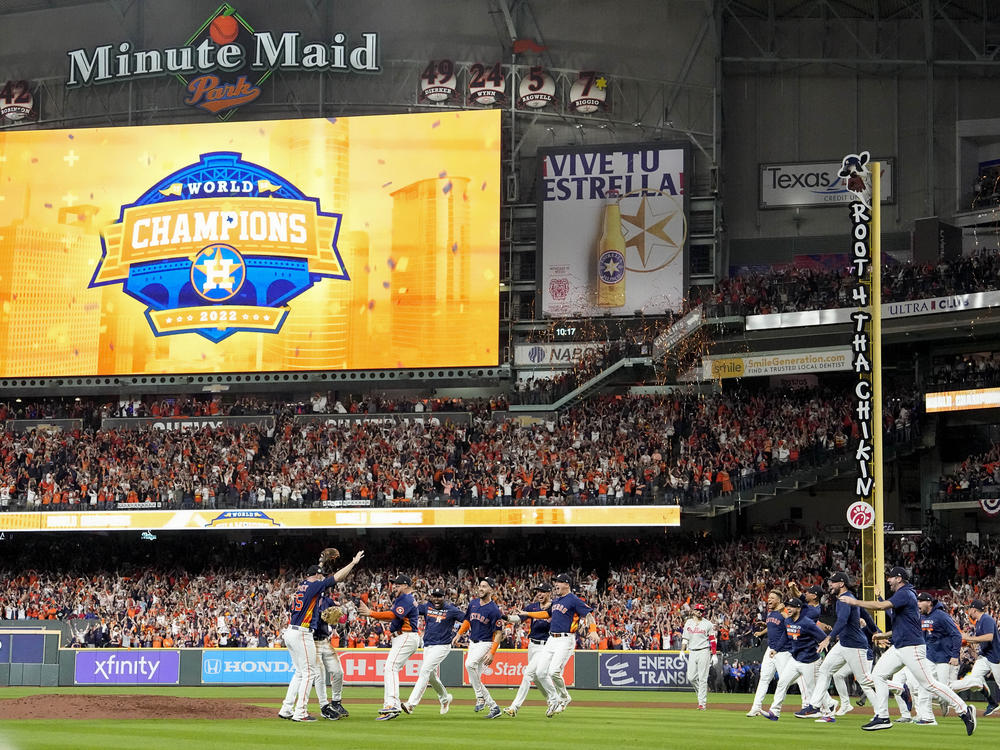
top-left (321, 606), bottom-right (344, 625)
top-left (318, 547), bottom-right (340, 571)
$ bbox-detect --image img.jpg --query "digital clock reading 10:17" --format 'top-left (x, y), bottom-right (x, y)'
top-left (555, 327), bottom-right (576, 337)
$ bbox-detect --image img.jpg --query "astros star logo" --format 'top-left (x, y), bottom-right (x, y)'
top-left (617, 191), bottom-right (687, 274)
top-left (191, 244), bottom-right (246, 301)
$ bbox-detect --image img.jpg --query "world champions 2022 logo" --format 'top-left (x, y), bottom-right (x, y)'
top-left (90, 152), bottom-right (348, 342)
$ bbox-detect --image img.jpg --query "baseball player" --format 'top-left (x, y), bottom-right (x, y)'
top-left (313, 592), bottom-right (348, 720)
top-left (747, 589), bottom-right (788, 717)
top-left (504, 582), bottom-right (554, 717)
top-left (400, 587), bottom-right (464, 716)
top-left (950, 599), bottom-right (1000, 717)
top-left (841, 565), bottom-right (976, 733)
top-left (520, 572), bottom-right (599, 717)
top-left (682, 603), bottom-right (717, 710)
top-left (796, 572), bottom-right (877, 721)
top-left (358, 573), bottom-right (420, 721)
top-left (452, 576), bottom-right (505, 719)
top-left (762, 597), bottom-right (826, 721)
top-left (912, 591), bottom-right (961, 724)
top-left (278, 548), bottom-right (364, 722)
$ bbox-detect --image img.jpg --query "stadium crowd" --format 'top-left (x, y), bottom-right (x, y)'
top-left (3, 531), bottom-right (998, 670)
top-left (937, 442), bottom-right (1000, 502)
top-left (0, 389), bottom-right (921, 511)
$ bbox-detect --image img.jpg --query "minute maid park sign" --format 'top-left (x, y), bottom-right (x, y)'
top-left (65, 3), bottom-right (379, 118)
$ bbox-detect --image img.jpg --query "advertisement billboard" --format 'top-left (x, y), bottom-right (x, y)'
top-left (0, 505), bottom-right (681, 533)
top-left (598, 651), bottom-right (687, 689)
top-left (0, 111), bottom-right (499, 376)
top-left (539, 142), bottom-right (688, 318)
top-left (201, 649), bottom-right (423, 685)
top-left (75, 650), bottom-right (180, 685)
top-left (759, 159), bottom-right (895, 208)
top-left (925, 388), bottom-right (1000, 413)
top-left (463, 650), bottom-right (574, 687)
top-left (702, 347), bottom-right (852, 379)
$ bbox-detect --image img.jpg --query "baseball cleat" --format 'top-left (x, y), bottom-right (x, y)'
top-left (762, 710), bottom-right (779, 721)
top-left (486, 704), bottom-right (502, 719)
top-left (746, 707), bottom-right (762, 717)
top-left (400, 702), bottom-right (413, 715)
top-left (278, 711), bottom-right (293, 720)
top-left (554, 697), bottom-right (571, 714)
top-left (942, 703), bottom-right (950, 717)
top-left (546, 701), bottom-right (559, 718)
top-left (474, 699), bottom-right (486, 713)
top-left (375, 711), bottom-right (400, 722)
top-left (861, 716), bottom-right (892, 731)
top-left (696, 704), bottom-right (706, 711)
top-left (915, 719), bottom-right (938, 726)
top-left (894, 717), bottom-right (912, 723)
top-left (815, 716), bottom-right (836, 723)
top-left (794, 705), bottom-right (820, 718)
top-left (985, 704), bottom-right (1000, 718)
top-left (961, 705), bottom-right (976, 736)
top-left (292, 715), bottom-right (318, 722)
top-left (332, 701), bottom-right (349, 718)
top-left (439, 694), bottom-right (453, 715)
top-left (855, 696), bottom-right (868, 707)
top-left (900, 685), bottom-right (913, 712)
top-left (320, 703), bottom-right (341, 721)
top-left (503, 707), bottom-right (518, 718)
top-left (836, 702), bottom-right (854, 716)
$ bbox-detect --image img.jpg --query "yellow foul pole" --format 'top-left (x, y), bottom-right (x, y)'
top-left (860, 164), bottom-right (885, 625)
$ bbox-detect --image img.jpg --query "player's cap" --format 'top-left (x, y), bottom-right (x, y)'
top-left (886, 566), bottom-right (909, 581)
top-left (785, 597), bottom-right (804, 608)
top-left (969, 599), bottom-right (987, 611)
top-left (806, 585), bottom-right (824, 596)
top-left (306, 565), bottom-right (321, 576)
top-left (533, 583), bottom-right (553, 592)
top-left (430, 587), bottom-right (446, 597)
top-left (392, 574), bottom-right (412, 586)
top-left (916, 592), bottom-right (933, 602)
top-left (553, 572), bottom-right (572, 583)
top-left (693, 603), bottom-right (706, 611)
top-left (480, 576), bottom-right (497, 589)
top-left (828, 572), bottom-right (851, 585)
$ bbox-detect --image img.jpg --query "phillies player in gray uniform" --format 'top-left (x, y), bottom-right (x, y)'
top-left (682, 603), bottom-right (717, 710)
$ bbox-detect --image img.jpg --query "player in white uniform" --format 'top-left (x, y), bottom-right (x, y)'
top-left (682, 603), bottom-right (717, 710)
top-left (504, 583), bottom-right (554, 717)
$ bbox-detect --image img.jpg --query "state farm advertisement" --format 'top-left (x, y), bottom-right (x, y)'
top-left (462, 651), bottom-right (575, 687)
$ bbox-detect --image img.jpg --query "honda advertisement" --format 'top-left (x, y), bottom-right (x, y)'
top-left (201, 649), bottom-right (424, 685)
top-left (598, 652), bottom-right (687, 689)
top-left (75, 650), bottom-right (180, 685)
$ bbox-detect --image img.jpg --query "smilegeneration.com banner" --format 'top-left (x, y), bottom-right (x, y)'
top-left (0, 111), bottom-right (499, 376)
top-left (539, 142), bottom-right (689, 318)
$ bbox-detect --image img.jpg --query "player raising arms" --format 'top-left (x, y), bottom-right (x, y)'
top-left (504, 582), bottom-right (554, 717)
top-left (841, 566), bottom-right (976, 734)
top-left (279, 547), bottom-right (364, 722)
top-left (401, 587), bottom-right (464, 716)
top-left (682, 603), bottom-right (717, 711)
top-left (452, 576), bottom-right (505, 719)
top-left (358, 573), bottom-right (420, 721)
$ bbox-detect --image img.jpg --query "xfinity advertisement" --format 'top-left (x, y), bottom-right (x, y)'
top-left (75, 651), bottom-right (180, 685)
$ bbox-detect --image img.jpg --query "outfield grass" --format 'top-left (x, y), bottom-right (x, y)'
top-left (1, 687), bottom-right (996, 750)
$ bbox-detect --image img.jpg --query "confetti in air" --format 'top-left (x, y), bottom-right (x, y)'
top-left (481, 182), bottom-right (487, 190)
top-left (382, 182), bottom-right (392, 188)
top-left (442, 181), bottom-right (452, 194)
top-left (382, 281), bottom-right (390, 288)
top-left (432, 120), bottom-right (441, 128)
top-left (439, 171), bottom-right (447, 178)
top-left (386, 258), bottom-right (396, 270)
top-left (451, 243), bottom-right (458, 253)
top-left (368, 300), bottom-right (375, 310)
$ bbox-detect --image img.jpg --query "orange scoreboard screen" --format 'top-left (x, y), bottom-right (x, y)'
top-left (0, 111), bottom-right (500, 376)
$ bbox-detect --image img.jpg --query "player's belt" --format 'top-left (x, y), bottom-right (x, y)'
top-left (690, 646), bottom-right (709, 651)
top-left (530, 638), bottom-right (546, 645)
top-left (550, 632), bottom-right (572, 637)
top-left (289, 625), bottom-right (312, 632)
